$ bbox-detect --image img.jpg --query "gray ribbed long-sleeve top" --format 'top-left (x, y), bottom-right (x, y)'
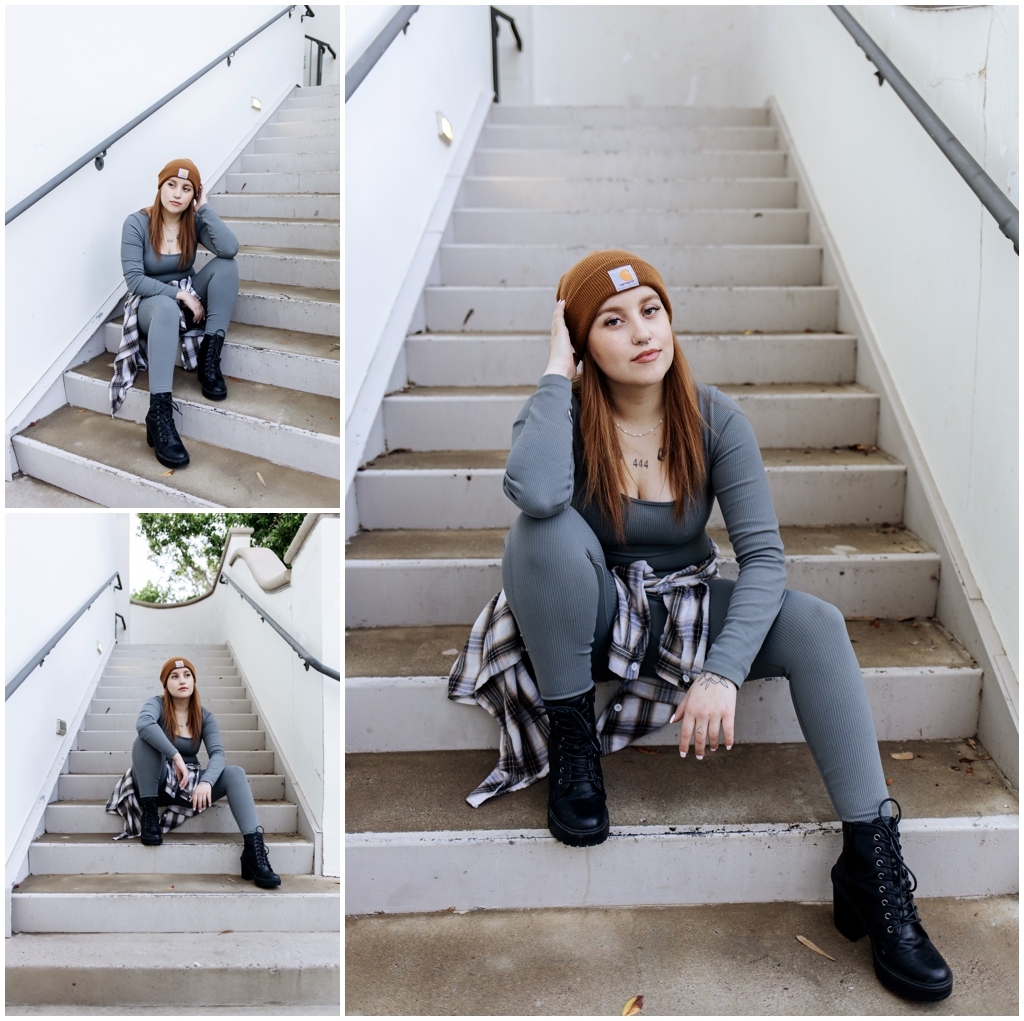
top-left (136, 695), bottom-right (227, 788)
top-left (121, 205), bottom-right (239, 300)
top-left (502, 373), bottom-right (787, 687)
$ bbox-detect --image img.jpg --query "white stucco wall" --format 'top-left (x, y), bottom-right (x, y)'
top-left (6, 513), bottom-right (121, 863)
top-left (494, 5), bottom-right (1017, 676)
top-left (345, 4), bottom-right (492, 424)
top-left (5, 5), bottom-right (305, 428)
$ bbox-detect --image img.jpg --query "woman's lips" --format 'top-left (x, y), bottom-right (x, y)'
top-left (633, 348), bottom-right (661, 363)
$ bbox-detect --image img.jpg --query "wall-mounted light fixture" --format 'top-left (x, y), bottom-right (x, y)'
top-left (437, 112), bottom-right (454, 146)
top-left (251, 96), bottom-right (263, 111)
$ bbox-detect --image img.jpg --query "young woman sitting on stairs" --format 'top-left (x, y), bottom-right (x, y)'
top-left (119, 656), bottom-right (279, 889)
top-left (114, 158), bottom-right (240, 469)
top-left (457, 250), bottom-right (953, 1003)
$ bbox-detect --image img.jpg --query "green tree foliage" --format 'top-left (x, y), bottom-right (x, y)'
top-left (134, 513), bottom-right (306, 603)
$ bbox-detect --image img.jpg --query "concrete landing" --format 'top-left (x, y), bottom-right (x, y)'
top-left (5, 473), bottom-right (100, 507)
top-left (345, 896), bottom-right (1018, 1016)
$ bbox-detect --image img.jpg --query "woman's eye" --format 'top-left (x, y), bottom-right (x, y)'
top-left (643, 305), bottom-right (660, 316)
top-left (604, 316), bottom-right (621, 327)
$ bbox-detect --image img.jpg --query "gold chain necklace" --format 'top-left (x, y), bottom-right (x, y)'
top-left (615, 418), bottom-right (663, 438)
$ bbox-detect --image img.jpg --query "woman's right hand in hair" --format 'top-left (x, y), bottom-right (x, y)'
top-left (176, 290), bottom-right (205, 324)
top-left (171, 753), bottom-right (189, 787)
top-left (544, 300), bottom-right (577, 379)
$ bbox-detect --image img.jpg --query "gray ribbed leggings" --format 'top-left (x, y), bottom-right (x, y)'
top-left (137, 256), bottom-right (239, 393)
top-left (131, 736), bottom-right (259, 835)
top-left (502, 507), bottom-right (890, 823)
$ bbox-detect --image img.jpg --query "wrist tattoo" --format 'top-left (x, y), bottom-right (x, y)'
top-left (697, 670), bottom-right (735, 691)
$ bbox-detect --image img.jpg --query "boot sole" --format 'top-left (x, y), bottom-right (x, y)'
top-left (547, 809), bottom-right (609, 848)
top-left (146, 425), bottom-right (190, 468)
top-left (200, 387), bottom-right (228, 401)
top-left (832, 875), bottom-right (953, 1002)
top-left (140, 835), bottom-right (163, 846)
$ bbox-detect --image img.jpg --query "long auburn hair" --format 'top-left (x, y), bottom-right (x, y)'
top-left (143, 183), bottom-right (197, 271)
top-left (161, 676), bottom-right (203, 747)
top-left (572, 334), bottom-right (708, 543)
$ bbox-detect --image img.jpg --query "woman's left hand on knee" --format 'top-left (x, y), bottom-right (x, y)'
top-left (191, 780), bottom-right (212, 811)
top-left (670, 671), bottom-right (737, 759)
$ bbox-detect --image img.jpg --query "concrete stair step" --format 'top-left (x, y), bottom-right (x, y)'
top-left (68, 749), bottom-right (274, 774)
top-left (252, 133), bottom-right (340, 155)
top-left (195, 244), bottom-right (340, 289)
top-left (44, 800), bottom-right (295, 834)
top-left (460, 177), bottom-right (798, 210)
top-left (241, 150), bottom-right (340, 173)
top-left (423, 285), bottom-right (837, 333)
top-left (488, 106), bottom-right (770, 127)
top-left (472, 149), bottom-right (788, 177)
top-left (108, 644), bottom-right (226, 653)
top-left (453, 208), bottom-right (808, 245)
top-left (346, 619), bottom-right (981, 751)
top-left (103, 660), bottom-right (236, 673)
top-left (208, 190), bottom-right (340, 218)
top-left (345, 739), bottom-right (1018, 913)
top-left (438, 243), bottom-right (823, 288)
top-left (355, 447), bottom-right (905, 530)
top-left (12, 407), bottom-right (339, 508)
top-left (273, 104), bottom-right (339, 123)
top-left (65, 354), bottom-right (339, 480)
top-left (91, 689), bottom-right (244, 705)
top-left (11, 874), bottom-right (340, 934)
top-left (219, 215), bottom-right (340, 251)
top-left (27, 833), bottom-right (313, 875)
top-left (261, 118), bottom-right (339, 139)
top-left (224, 170), bottom-right (340, 195)
top-left (382, 382), bottom-right (874, 451)
top-left (6, 930), bottom-right (339, 1006)
top-left (90, 698), bottom-right (252, 715)
top-left (104, 321), bottom-right (340, 399)
top-left (83, 712), bottom-right (256, 731)
top-left (234, 279), bottom-right (339, 335)
top-left (58, 772), bottom-right (285, 801)
top-left (405, 332), bottom-right (855, 386)
top-left (345, 523), bottom-right (939, 626)
top-left (284, 87), bottom-right (342, 108)
top-left (479, 124), bottom-right (778, 150)
top-left (75, 730), bottom-right (266, 752)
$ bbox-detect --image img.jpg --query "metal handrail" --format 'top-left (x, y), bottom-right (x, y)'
top-left (5, 5), bottom-right (297, 226)
top-left (490, 7), bottom-right (523, 104)
top-left (830, 5), bottom-right (1019, 254)
top-left (6, 572), bottom-right (122, 701)
top-left (219, 572), bottom-right (339, 681)
top-left (346, 5), bottom-right (419, 102)
top-left (305, 34), bottom-right (337, 88)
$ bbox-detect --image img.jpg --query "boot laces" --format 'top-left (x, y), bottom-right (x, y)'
top-left (547, 705), bottom-right (602, 784)
top-left (251, 826), bottom-right (271, 870)
top-left (205, 335), bottom-right (224, 377)
top-left (151, 395), bottom-right (184, 443)
top-left (874, 798), bottom-right (920, 928)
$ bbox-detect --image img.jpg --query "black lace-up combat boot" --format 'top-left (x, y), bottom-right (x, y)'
top-left (140, 797), bottom-right (162, 846)
top-left (241, 826), bottom-right (281, 888)
top-left (545, 687), bottom-right (609, 847)
top-left (145, 392), bottom-right (190, 468)
top-left (197, 331), bottom-right (227, 400)
top-left (831, 798), bottom-right (953, 1001)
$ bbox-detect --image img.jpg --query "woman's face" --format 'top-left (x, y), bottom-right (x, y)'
top-left (585, 285), bottom-right (675, 388)
top-left (160, 177), bottom-right (194, 216)
top-left (166, 666), bottom-right (194, 701)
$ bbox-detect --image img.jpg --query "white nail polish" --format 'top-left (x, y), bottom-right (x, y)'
top-left (679, 751), bottom-right (686, 758)
top-left (695, 754), bottom-right (703, 761)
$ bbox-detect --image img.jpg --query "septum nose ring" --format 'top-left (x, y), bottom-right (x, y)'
top-left (634, 337), bottom-right (651, 346)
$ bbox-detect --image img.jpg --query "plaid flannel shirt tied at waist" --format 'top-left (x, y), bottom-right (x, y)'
top-left (108, 280), bottom-right (205, 416)
top-left (448, 540), bottom-right (720, 807)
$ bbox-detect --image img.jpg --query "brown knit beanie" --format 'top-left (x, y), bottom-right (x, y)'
top-left (556, 249), bottom-right (673, 356)
top-left (157, 159), bottom-right (201, 196)
top-left (160, 657), bottom-right (198, 687)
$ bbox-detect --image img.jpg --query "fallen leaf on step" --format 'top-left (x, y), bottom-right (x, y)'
top-left (796, 935), bottom-right (835, 960)
top-left (77, 409), bottom-right (86, 413)
top-left (910, 621), bottom-right (920, 629)
top-left (886, 777), bottom-right (894, 785)
top-left (229, 377), bottom-right (240, 382)
top-left (634, 747), bottom-right (663, 756)
top-left (889, 752), bottom-right (914, 760)
top-left (227, 877), bottom-right (238, 883)
top-left (959, 757), bottom-right (976, 763)
top-left (441, 648), bottom-right (460, 656)
top-left (446, 906), bottom-right (456, 912)
top-left (897, 615), bottom-right (916, 622)
top-left (742, 330), bottom-right (753, 335)
top-left (161, 470), bottom-right (174, 476)
top-left (978, 754), bottom-right (991, 760)
top-left (622, 995), bottom-right (644, 1016)
top-left (256, 472), bottom-right (266, 487)
top-left (166, 885), bottom-right (174, 890)
top-left (965, 738), bottom-right (977, 747)
top-left (218, 930), bottom-right (234, 935)
top-left (870, 620), bottom-right (881, 629)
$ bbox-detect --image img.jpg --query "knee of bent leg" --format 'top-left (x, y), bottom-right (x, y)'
top-left (211, 256), bottom-right (239, 285)
top-left (503, 507), bottom-right (603, 593)
top-left (146, 294), bottom-right (180, 327)
top-left (782, 589), bottom-right (847, 642)
top-left (222, 764), bottom-right (246, 786)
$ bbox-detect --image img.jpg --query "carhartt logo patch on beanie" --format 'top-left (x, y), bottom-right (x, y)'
top-left (556, 249), bottom-right (672, 355)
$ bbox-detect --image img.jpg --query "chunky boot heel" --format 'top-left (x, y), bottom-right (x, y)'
top-left (832, 882), bottom-right (867, 941)
top-left (831, 799), bottom-right (953, 1002)
top-left (545, 687), bottom-right (609, 847)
